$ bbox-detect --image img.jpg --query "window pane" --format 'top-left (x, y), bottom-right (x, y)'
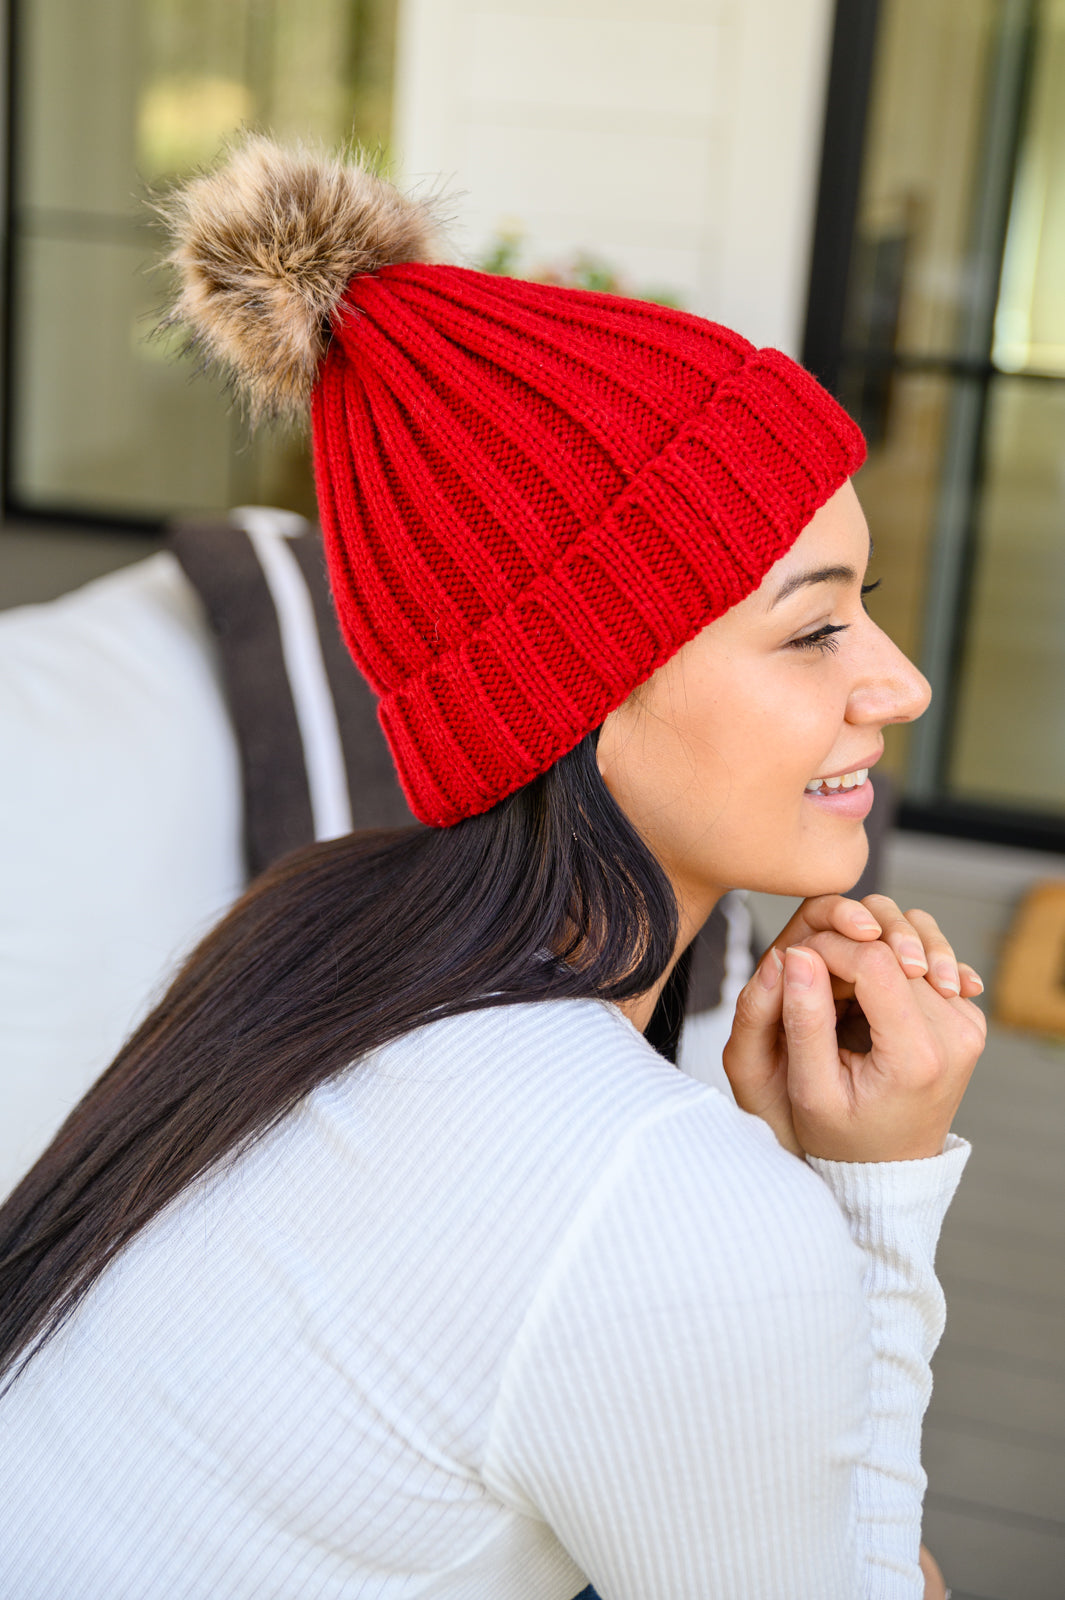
top-left (9, 0), bottom-right (397, 520)
top-left (844, 0), bottom-right (998, 361)
top-left (993, 0), bottom-right (1065, 375)
top-left (10, 233), bottom-right (235, 514)
top-left (21, 0), bottom-right (149, 217)
top-left (948, 378), bottom-right (1065, 812)
top-left (845, 370), bottom-right (953, 784)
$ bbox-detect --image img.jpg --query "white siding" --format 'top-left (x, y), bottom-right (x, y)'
top-left (394, 0), bottom-right (834, 354)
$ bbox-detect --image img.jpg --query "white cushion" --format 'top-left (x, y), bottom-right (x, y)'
top-left (0, 554), bottom-right (244, 1195)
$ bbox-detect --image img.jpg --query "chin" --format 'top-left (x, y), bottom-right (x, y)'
top-left (761, 826), bottom-right (871, 901)
top-left (798, 837), bottom-right (870, 899)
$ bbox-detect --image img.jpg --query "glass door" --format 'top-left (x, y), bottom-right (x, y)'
top-left (951, 4), bottom-right (1065, 814)
top-left (811, 0), bottom-right (1065, 846)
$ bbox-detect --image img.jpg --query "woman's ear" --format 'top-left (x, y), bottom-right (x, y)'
top-left (597, 682), bottom-right (648, 787)
top-left (596, 703), bottom-right (626, 784)
top-left (595, 711), bottom-right (614, 781)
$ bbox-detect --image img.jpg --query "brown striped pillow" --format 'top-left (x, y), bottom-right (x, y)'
top-left (170, 511), bottom-right (415, 880)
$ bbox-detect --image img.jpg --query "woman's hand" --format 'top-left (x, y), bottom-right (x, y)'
top-left (758, 892), bottom-right (985, 1001)
top-left (722, 894), bottom-right (986, 1162)
top-left (920, 1542), bottom-right (949, 1600)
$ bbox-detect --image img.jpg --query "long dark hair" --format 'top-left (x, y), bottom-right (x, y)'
top-left (0, 732), bottom-right (682, 1389)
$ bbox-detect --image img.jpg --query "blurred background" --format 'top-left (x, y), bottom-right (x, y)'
top-left (3, 0), bottom-right (1064, 849)
top-left (0, 3), bottom-right (1063, 1596)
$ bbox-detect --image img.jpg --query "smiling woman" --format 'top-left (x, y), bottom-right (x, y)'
top-left (0, 139), bottom-right (983, 1600)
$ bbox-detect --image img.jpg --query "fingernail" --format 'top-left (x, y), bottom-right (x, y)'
top-left (900, 939), bottom-right (928, 972)
top-left (855, 916), bottom-right (882, 935)
top-left (963, 967), bottom-right (985, 993)
top-left (933, 960), bottom-right (960, 995)
top-left (784, 947), bottom-right (815, 989)
top-left (759, 947), bottom-right (784, 990)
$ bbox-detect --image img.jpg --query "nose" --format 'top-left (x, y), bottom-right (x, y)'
top-left (846, 622), bottom-right (932, 727)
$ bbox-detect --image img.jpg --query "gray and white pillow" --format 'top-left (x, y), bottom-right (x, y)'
top-left (170, 508), bottom-right (415, 880)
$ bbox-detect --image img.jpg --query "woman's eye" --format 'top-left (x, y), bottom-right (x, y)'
top-left (790, 623), bottom-right (849, 654)
top-left (790, 580), bottom-right (881, 651)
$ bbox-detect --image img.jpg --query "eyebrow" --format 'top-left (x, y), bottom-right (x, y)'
top-left (769, 564), bottom-right (858, 607)
top-left (768, 535), bottom-right (875, 610)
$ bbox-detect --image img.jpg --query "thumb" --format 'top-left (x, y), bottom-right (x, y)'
top-left (781, 945), bottom-right (841, 1105)
top-left (725, 948), bottom-right (785, 1080)
top-left (723, 949), bottom-right (804, 1157)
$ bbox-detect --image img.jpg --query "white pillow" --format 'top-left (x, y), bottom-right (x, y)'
top-left (0, 553), bottom-right (244, 1196)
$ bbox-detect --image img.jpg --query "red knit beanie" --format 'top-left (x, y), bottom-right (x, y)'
top-left (164, 137), bottom-right (865, 826)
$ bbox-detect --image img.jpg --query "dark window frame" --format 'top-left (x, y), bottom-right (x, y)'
top-left (802, 0), bottom-right (1064, 853)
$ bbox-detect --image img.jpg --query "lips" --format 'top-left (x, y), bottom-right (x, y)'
top-left (803, 774), bottom-right (875, 820)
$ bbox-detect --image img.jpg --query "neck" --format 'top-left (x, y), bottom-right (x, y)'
top-left (617, 883), bottom-right (723, 1034)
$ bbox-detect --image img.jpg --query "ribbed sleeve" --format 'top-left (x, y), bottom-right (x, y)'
top-left (484, 1109), bottom-right (969, 1599)
top-left (807, 1136), bottom-right (970, 1597)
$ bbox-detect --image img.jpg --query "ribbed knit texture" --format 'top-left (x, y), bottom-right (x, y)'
top-left (0, 1001), bottom-right (967, 1598)
top-left (310, 266), bottom-right (866, 824)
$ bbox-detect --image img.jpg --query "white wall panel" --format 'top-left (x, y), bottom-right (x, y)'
top-left (460, 122), bottom-right (717, 232)
top-left (467, 14), bottom-right (722, 117)
top-left (713, 0), bottom-right (836, 350)
top-left (394, 0), bottom-right (833, 354)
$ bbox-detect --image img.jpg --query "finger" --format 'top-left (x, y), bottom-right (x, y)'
top-left (905, 908), bottom-right (962, 997)
top-left (811, 931), bottom-right (989, 1103)
top-left (861, 896), bottom-right (985, 1000)
top-left (859, 894), bottom-right (936, 979)
top-left (799, 928), bottom-right (927, 1046)
top-left (780, 946), bottom-right (850, 1111)
top-left (810, 929), bottom-right (989, 1066)
top-left (958, 962), bottom-right (985, 998)
top-left (723, 949), bottom-right (803, 1157)
top-left (945, 990), bottom-right (989, 1043)
top-left (726, 947), bottom-right (785, 1078)
top-left (767, 893), bottom-right (883, 957)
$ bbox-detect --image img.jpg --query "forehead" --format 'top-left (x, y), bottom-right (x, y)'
top-left (756, 482), bottom-right (871, 611)
top-left (667, 481), bottom-right (870, 662)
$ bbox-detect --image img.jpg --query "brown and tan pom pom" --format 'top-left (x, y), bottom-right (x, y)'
top-left (158, 134), bottom-right (441, 421)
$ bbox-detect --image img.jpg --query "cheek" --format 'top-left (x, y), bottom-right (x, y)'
top-left (694, 673), bottom-right (832, 792)
top-left (652, 690), bottom-right (805, 851)
top-left (603, 653), bottom-right (845, 844)
top-left (599, 684), bottom-right (734, 853)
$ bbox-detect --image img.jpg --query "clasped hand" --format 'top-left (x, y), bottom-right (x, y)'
top-left (722, 894), bottom-right (987, 1163)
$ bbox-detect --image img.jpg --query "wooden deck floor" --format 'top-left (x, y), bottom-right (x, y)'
top-left (887, 834), bottom-right (1065, 1600)
top-left (753, 831), bottom-right (1065, 1600)
top-left (923, 1019), bottom-right (1065, 1600)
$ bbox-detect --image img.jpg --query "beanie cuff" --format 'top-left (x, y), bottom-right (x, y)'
top-left (380, 350), bottom-right (865, 826)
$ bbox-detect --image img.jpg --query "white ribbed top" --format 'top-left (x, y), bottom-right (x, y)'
top-left (0, 999), bottom-right (968, 1598)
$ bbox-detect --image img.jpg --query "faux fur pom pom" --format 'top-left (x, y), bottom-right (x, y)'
top-left (159, 136), bottom-right (440, 420)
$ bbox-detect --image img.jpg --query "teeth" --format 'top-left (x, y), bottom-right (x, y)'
top-left (805, 767), bottom-right (869, 794)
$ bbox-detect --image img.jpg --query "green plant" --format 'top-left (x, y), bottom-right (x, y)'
top-left (477, 229), bottom-right (683, 309)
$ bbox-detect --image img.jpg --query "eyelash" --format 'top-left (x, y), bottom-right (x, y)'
top-left (790, 581), bottom-right (881, 654)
